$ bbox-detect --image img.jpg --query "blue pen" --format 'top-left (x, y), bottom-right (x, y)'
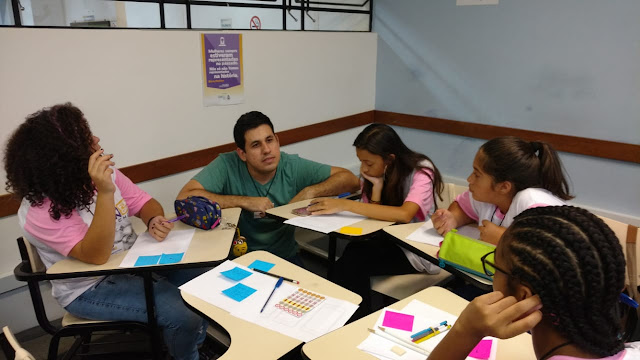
top-left (337, 192), bottom-right (351, 199)
top-left (260, 277), bottom-right (284, 313)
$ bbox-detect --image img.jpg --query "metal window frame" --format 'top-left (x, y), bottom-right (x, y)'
top-left (5, 0), bottom-right (372, 31)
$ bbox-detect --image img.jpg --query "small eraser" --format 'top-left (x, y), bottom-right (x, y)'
top-left (391, 345), bottom-right (406, 356)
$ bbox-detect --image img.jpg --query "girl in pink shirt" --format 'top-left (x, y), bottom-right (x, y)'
top-left (429, 206), bottom-right (639, 360)
top-left (4, 103), bottom-right (206, 360)
top-left (308, 123), bottom-right (444, 319)
top-left (432, 136), bottom-right (573, 245)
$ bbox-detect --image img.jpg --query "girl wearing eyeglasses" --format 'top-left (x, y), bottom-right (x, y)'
top-left (429, 206), bottom-right (640, 360)
top-left (432, 136), bottom-right (573, 245)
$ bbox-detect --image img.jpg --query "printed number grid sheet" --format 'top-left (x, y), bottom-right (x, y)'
top-left (358, 299), bottom-right (497, 360)
top-left (179, 260), bottom-right (358, 342)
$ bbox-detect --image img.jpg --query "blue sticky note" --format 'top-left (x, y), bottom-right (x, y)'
top-left (134, 255), bottom-right (161, 267)
top-left (248, 260), bottom-right (275, 272)
top-left (159, 252), bottom-right (184, 265)
top-left (221, 267), bottom-right (253, 281)
top-left (222, 283), bottom-right (257, 302)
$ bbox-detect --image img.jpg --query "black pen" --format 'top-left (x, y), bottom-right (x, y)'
top-left (253, 268), bottom-right (300, 284)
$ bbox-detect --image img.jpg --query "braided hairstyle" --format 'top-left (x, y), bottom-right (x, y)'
top-left (500, 206), bottom-right (625, 357)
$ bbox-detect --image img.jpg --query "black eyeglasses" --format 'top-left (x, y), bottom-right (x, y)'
top-left (481, 250), bottom-right (513, 278)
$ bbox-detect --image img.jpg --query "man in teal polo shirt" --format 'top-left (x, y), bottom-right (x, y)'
top-left (177, 111), bottom-right (359, 265)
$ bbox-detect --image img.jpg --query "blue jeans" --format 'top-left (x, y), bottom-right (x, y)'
top-left (66, 268), bottom-right (209, 360)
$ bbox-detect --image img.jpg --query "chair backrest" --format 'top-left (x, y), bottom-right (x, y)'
top-left (21, 238), bottom-right (46, 274)
top-left (435, 183), bottom-right (455, 210)
top-left (435, 182), bottom-right (470, 210)
top-left (451, 183), bottom-right (468, 199)
top-left (2, 326), bottom-right (36, 360)
top-left (14, 237), bottom-right (57, 335)
top-left (597, 216), bottom-right (639, 301)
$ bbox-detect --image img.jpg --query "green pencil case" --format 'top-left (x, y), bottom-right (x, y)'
top-left (437, 229), bottom-right (496, 280)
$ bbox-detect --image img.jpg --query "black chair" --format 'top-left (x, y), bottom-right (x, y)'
top-left (13, 237), bottom-right (153, 360)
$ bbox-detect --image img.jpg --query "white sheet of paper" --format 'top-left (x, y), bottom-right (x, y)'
top-left (232, 291), bottom-right (358, 343)
top-left (119, 229), bottom-right (195, 268)
top-left (358, 300), bottom-right (496, 360)
top-left (406, 220), bottom-right (444, 246)
top-left (284, 211), bottom-right (366, 234)
top-left (179, 260), bottom-right (279, 314)
top-left (406, 221), bottom-right (481, 246)
top-left (180, 260), bottom-right (359, 342)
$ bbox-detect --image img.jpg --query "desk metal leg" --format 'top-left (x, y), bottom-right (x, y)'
top-left (143, 272), bottom-right (162, 360)
top-left (327, 234), bottom-right (337, 281)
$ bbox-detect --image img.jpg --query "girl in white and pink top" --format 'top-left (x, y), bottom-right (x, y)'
top-left (432, 136), bottom-right (573, 245)
top-left (308, 123), bottom-right (444, 318)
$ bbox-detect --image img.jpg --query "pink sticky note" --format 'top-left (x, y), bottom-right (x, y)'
top-left (381, 310), bottom-right (414, 331)
top-left (468, 339), bottom-right (492, 359)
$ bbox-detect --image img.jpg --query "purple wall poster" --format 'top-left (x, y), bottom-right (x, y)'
top-left (201, 33), bottom-right (244, 106)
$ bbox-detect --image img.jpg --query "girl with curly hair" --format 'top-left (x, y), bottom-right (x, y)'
top-left (429, 206), bottom-right (639, 360)
top-left (5, 103), bottom-right (206, 360)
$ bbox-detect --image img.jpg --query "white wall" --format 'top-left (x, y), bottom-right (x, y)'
top-left (374, 0), bottom-right (640, 223)
top-left (0, 28), bottom-right (376, 331)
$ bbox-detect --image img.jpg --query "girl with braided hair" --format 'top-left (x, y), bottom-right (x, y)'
top-left (429, 206), bottom-right (640, 360)
top-left (5, 103), bottom-right (208, 360)
top-left (432, 136), bottom-right (573, 245)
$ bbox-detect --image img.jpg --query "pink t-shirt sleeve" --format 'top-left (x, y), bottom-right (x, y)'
top-left (114, 169), bottom-right (152, 216)
top-left (455, 191), bottom-right (479, 222)
top-left (359, 179), bottom-right (370, 203)
top-left (404, 168), bottom-right (435, 221)
top-left (23, 201), bottom-right (88, 256)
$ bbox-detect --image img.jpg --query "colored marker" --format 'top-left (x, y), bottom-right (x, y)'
top-left (337, 192), bottom-right (351, 199)
top-left (211, 218), bottom-right (221, 229)
top-left (414, 325), bottom-right (451, 344)
top-left (166, 214), bottom-right (187, 223)
top-left (410, 321), bottom-right (448, 339)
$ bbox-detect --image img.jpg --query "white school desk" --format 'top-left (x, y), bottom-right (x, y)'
top-left (47, 208), bottom-right (241, 359)
top-left (181, 250), bottom-right (362, 360)
top-left (383, 222), bottom-right (493, 291)
top-left (266, 199), bottom-right (394, 278)
top-left (48, 208), bottom-right (242, 274)
top-left (302, 286), bottom-right (536, 360)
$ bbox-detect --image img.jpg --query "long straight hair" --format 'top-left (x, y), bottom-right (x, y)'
top-left (480, 136), bottom-right (573, 200)
top-left (354, 124), bottom-right (443, 207)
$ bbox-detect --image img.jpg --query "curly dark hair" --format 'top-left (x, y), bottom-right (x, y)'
top-left (500, 205), bottom-right (625, 357)
top-left (4, 103), bottom-right (96, 220)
